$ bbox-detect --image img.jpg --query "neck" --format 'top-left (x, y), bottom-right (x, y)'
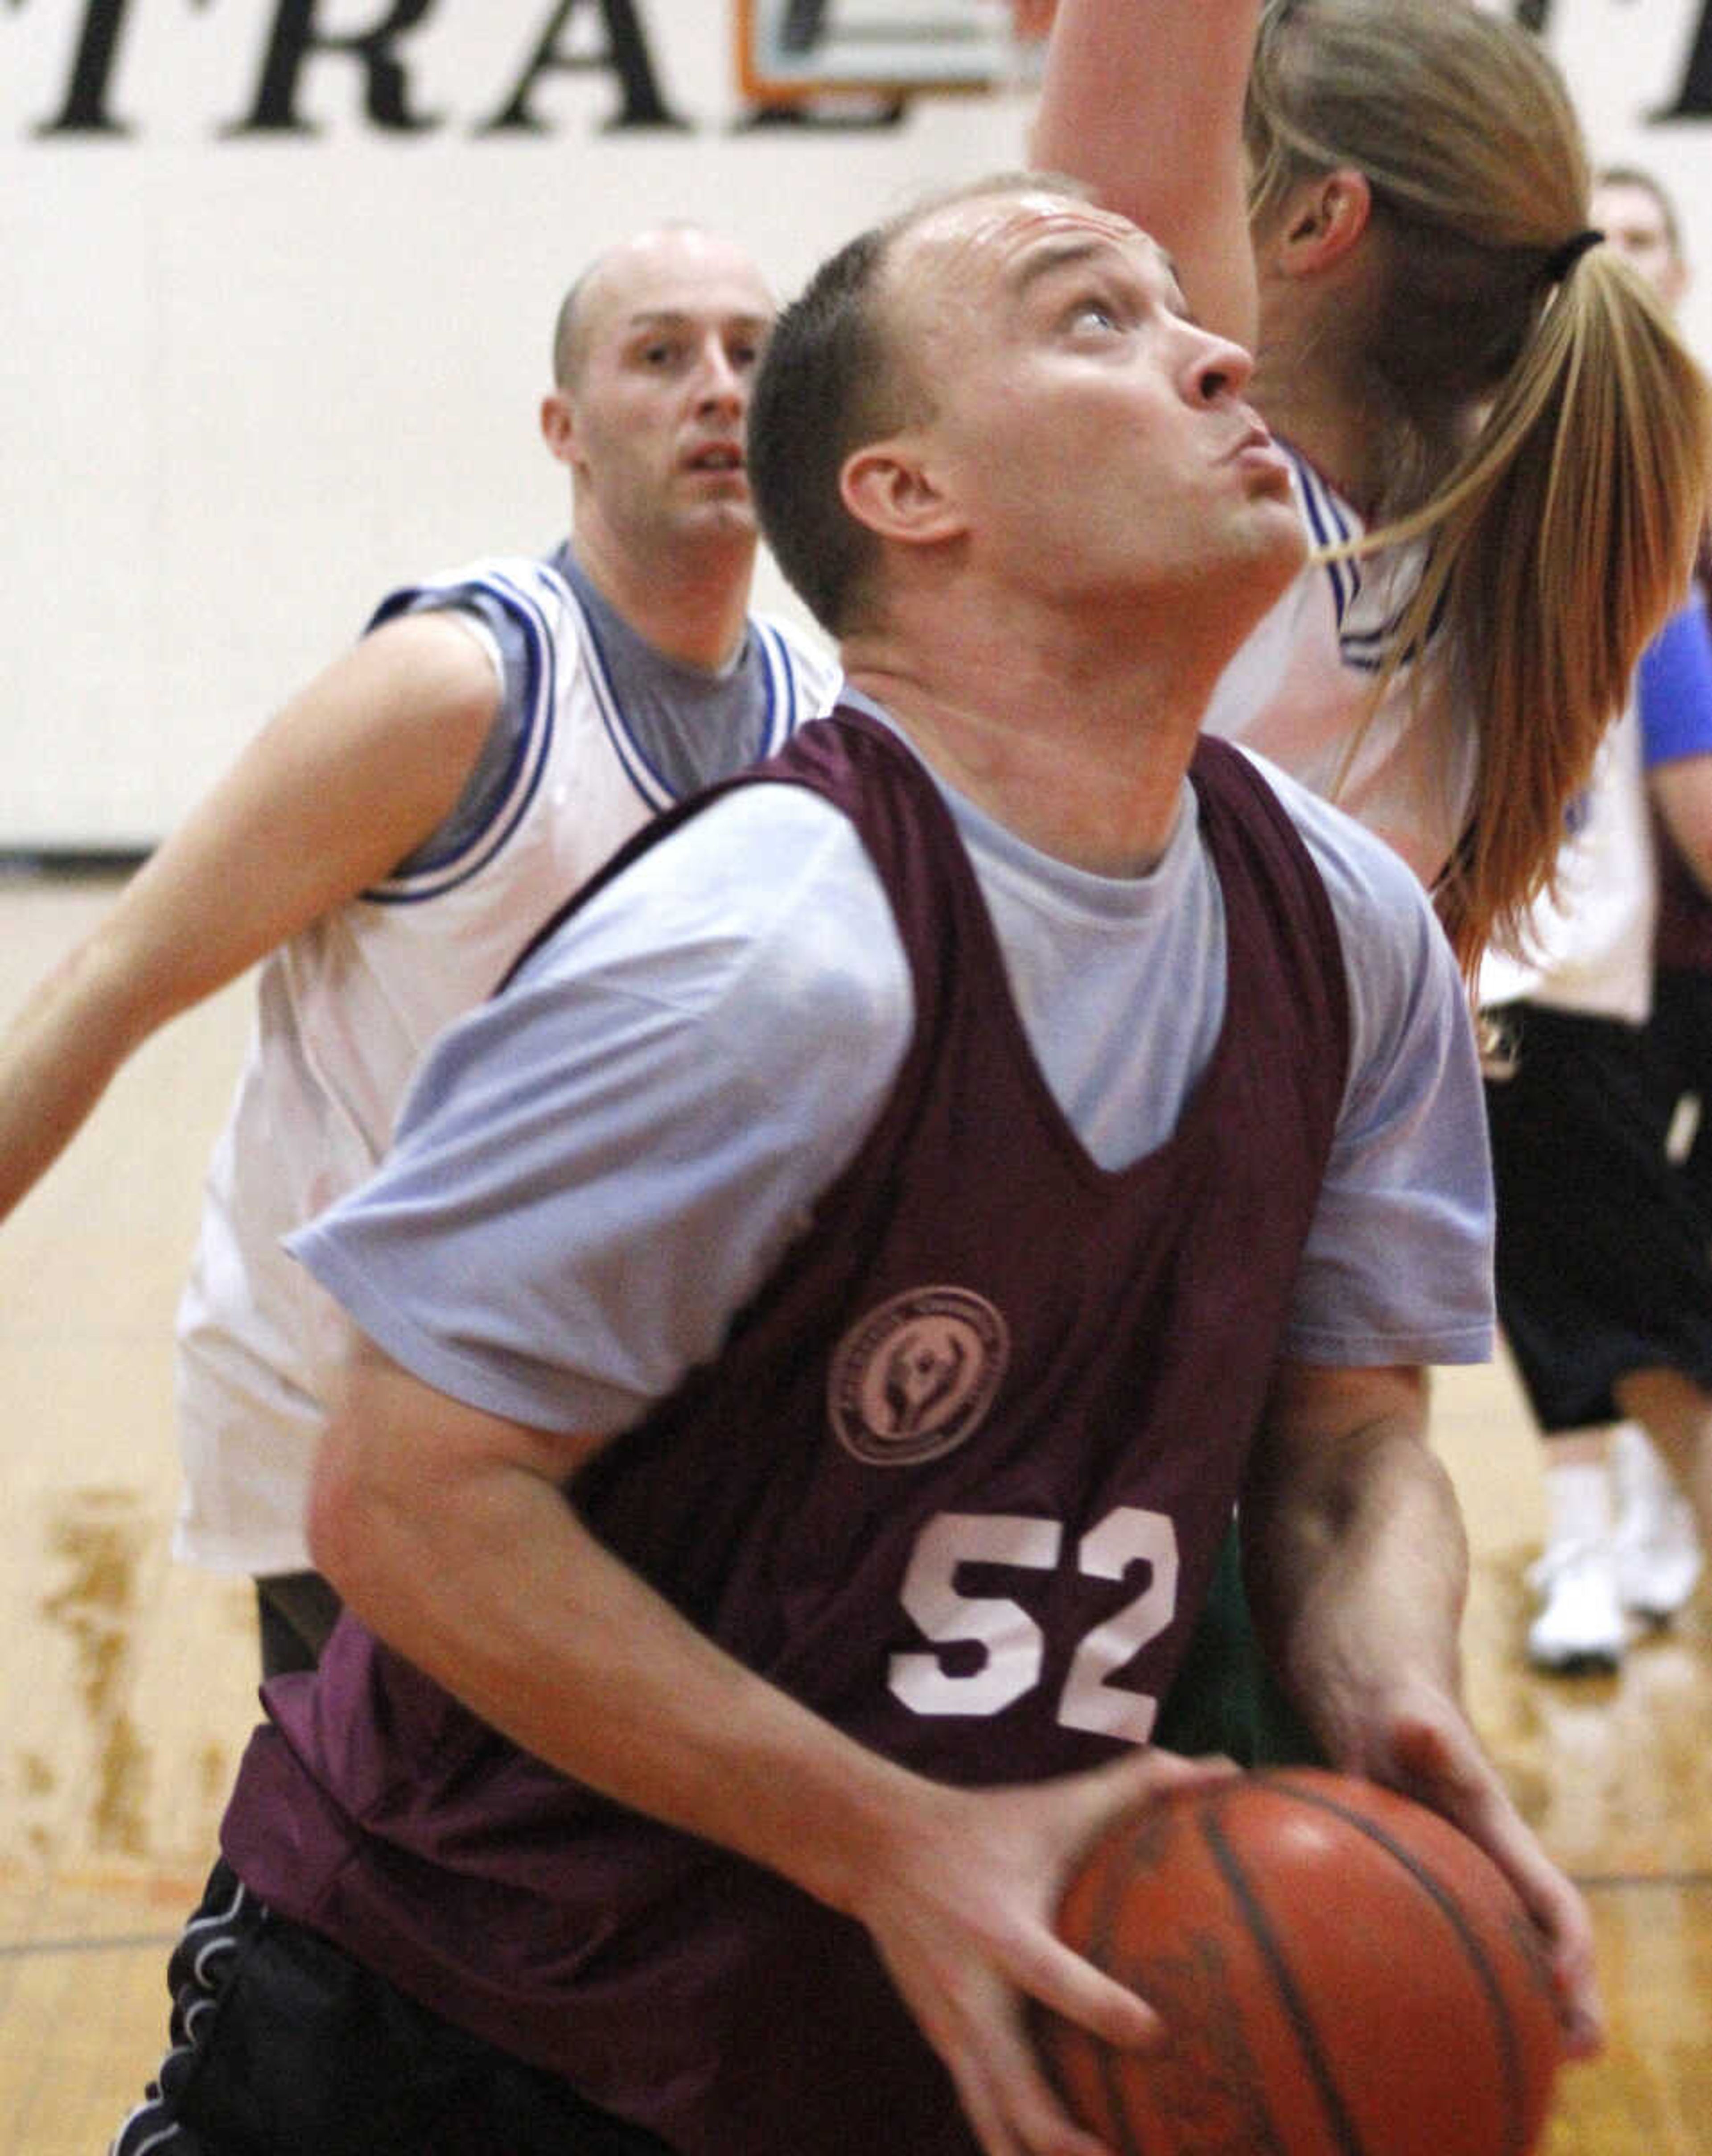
top-left (1251, 350), bottom-right (1384, 519)
top-left (1251, 248), bottom-right (1400, 520)
top-left (569, 522), bottom-right (756, 671)
top-left (843, 590), bottom-right (1225, 878)
top-left (1252, 341), bottom-right (1469, 527)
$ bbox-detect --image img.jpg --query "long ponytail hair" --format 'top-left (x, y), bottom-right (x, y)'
top-left (1247, 0), bottom-right (1712, 971)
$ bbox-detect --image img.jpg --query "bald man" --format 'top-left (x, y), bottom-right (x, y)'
top-left (0, 225), bottom-right (837, 1674)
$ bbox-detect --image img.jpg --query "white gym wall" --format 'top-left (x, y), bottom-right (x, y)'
top-left (2, 0), bottom-right (1708, 848)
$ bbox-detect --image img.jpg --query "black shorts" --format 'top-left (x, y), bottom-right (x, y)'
top-left (254, 1569), bottom-right (344, 1677)
top-left (111, 1861), bottom-right (672, 2156)
top-left (1484, 1001), bottom-right (1712, 1430)
top-left (1650, 965), bottom-right (1712, 1223)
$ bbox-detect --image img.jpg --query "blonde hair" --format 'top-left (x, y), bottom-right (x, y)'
top-left (1247, 0), bottom-right (1712, 972)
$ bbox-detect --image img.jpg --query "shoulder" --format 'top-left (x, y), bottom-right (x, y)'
top-left (367, 552), bottom-right (569, 626)
top-left (1230, 744), bottom-right (1467, 1082)
top-left (1230, 744), bottom-right (1437, 939)
top-left (364, 553), bottom-right (597, 681)
top-left (518, 779), bottom-right (913, 1079)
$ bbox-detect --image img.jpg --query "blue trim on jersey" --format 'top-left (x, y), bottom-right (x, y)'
top-left (575, 593), bottom-right (786, 812)
top-left (754, 618), bottom-right (802, 757)
top-left (1288, 447), bottom-right (1422, 679)
top-left (360, 565), bottom-right (560, 907)
top-left (1292, 449), bottom-right (1361, 630)
top-left (353, 559), bottom-right (819, 905)
top-left (574, 591), bottom-right (680, 814)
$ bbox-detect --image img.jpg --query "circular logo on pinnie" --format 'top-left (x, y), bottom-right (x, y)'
top-left (828, 1286), bottom-right (1010, 1465)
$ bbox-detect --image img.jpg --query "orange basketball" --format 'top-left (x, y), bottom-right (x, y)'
top-left (1037, 1768), bottom-right (1563, 2156)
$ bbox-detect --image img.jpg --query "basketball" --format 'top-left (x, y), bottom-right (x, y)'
top-left (1036, 1768), bottom-right (1563, 2156)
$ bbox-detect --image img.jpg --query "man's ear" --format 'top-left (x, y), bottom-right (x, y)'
top-left (540, 390), bottom-right (578, 469)
top-left (840, 439), bottom-right (966, 547)
top-left (1272, 168), bottom-right (1374, 278)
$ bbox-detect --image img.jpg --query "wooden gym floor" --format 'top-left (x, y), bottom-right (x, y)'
top-left (1, 869), bottom-right (1708, 2154)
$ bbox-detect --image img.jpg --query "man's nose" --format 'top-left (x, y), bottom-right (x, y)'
top-left (1188, 326), bottom-right (1256, 404)
top-left (694, 341), bottom-right (745, 410)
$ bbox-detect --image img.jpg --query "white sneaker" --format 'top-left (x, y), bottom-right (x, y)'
top-left (1526, 1539), bottom-right (1627, 1674)
top-left (1610, 1423), bottom-right (1704, 1623)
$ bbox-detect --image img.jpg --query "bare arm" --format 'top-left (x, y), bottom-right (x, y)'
top-left (1031, 0), bottom-right (1261, 345)
top-left (1240, 1359), bottom-right (1601, 2055)
top-left (1650, 752), bottom-right (1712, 896)
top-left (0, 612), bottom-right (499, 1223)
top-left (309, 1337), bottom-right (1235, 2156)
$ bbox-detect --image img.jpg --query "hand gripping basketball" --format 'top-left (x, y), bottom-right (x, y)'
top-left (1035, 1768), bottom-right (1563, 2156)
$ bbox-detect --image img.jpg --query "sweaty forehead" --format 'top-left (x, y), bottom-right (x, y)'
top-left (906, 191), bottom-right (1173, 303)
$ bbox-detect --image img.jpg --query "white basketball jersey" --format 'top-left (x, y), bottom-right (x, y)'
top-left (1203, 451), bottom-right (1479, 890)
top-left (173, 553), bottom-right (839, 1575)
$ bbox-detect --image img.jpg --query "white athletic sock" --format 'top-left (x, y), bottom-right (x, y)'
top-left (1541, 1454), bottom-right (1614, 1552)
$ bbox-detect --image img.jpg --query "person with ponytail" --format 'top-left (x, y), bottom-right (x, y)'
top-left (1479, 166), bottom-right (1712, 1674)
top-left (1033, 0), bottom-right (1712, 974)
top-left (1032, 0), bottom-right (1712, 1769)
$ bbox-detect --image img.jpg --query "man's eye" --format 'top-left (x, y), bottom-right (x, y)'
top-left (1070, 298), bottom-right (1121, 332)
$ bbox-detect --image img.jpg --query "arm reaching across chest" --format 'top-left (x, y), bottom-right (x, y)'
top-left (0, 612), bottom-right (498, 1224)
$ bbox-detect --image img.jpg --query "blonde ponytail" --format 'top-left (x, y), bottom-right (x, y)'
top-left (1248, 0), bottom-right (1712, 973)
top-left (1362, 247), bottom-right (1712, 972)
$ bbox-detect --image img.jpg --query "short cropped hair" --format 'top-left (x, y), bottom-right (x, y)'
top-left (746, 224), bottom-right (904, 637)
top-left (749, 173), bottom-right (1089, 637)
top-left (550, 268), bottom-right (599, 390)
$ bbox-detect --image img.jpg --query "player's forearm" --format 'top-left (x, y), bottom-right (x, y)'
top-left (308, 1391), bottom-right (932, 1919)
top-left (1241, 1367), bottom-right (1469, 1763)
top-left (1033, 0), bottom-right (1259, 189)
top-left (1031, 0), bottom-right (1261, 343)
top-left (0, 784), bottom-right (326, 1228)
top-left (1243, 1371), bottom-right (1605, 2053)
top-left (0, 930), bottom-right (162, 1222)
